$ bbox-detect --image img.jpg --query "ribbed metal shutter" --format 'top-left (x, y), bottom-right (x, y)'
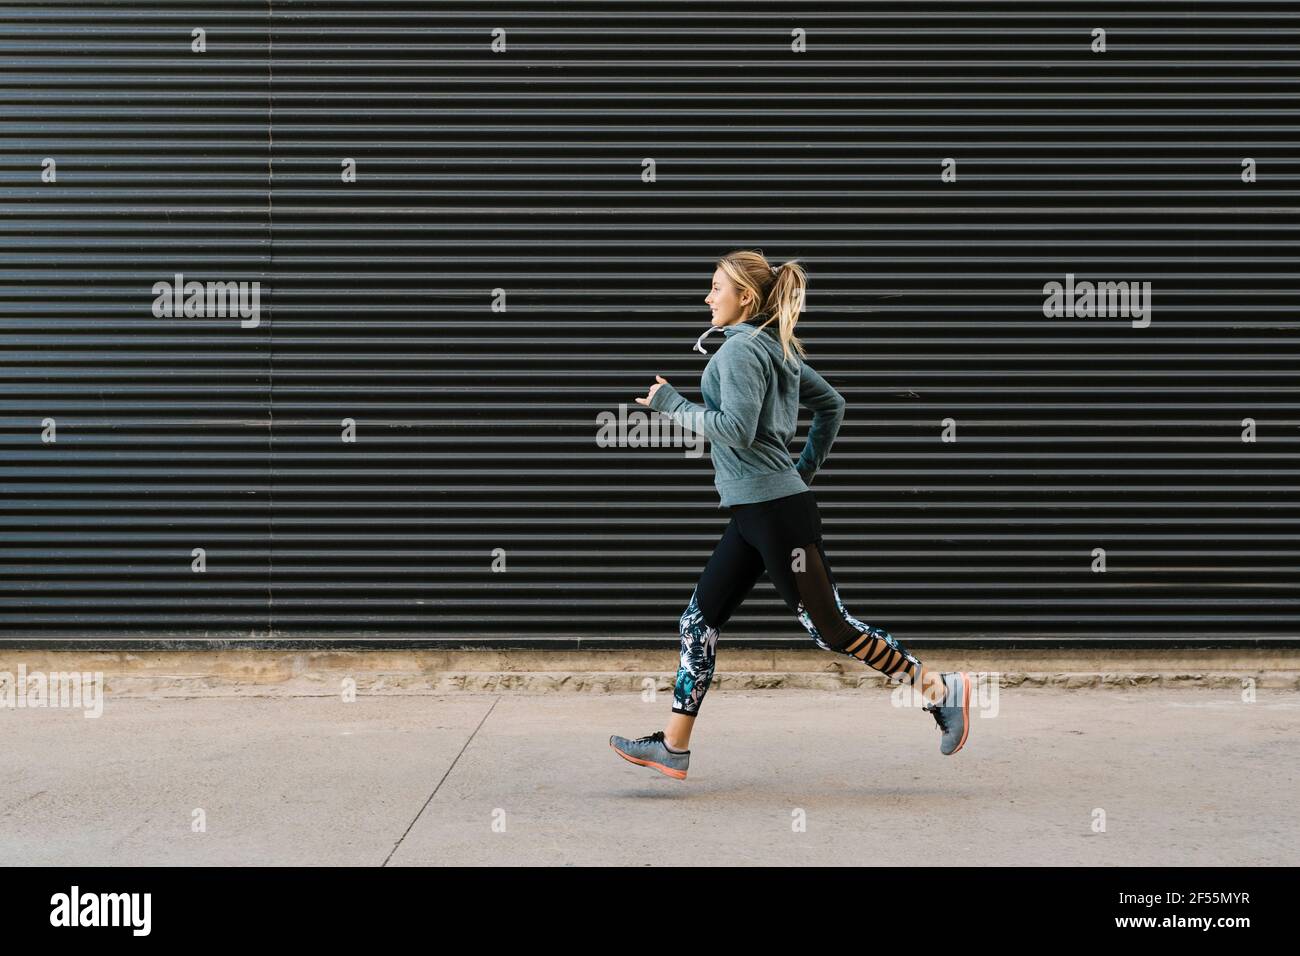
top-left (4, 2), bottom-right (1297, 647)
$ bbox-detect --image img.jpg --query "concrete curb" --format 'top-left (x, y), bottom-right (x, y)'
top-left (0, 648), bottom-right (1296, 698)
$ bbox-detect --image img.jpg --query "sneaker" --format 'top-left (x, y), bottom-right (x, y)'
top-left (922, 671), bottom-right (972, 755)
top-left (608, 730), bottom-right (690, 780)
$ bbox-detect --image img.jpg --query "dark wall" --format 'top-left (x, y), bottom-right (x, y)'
top-left (3, 2), bottom-right (1297, 647)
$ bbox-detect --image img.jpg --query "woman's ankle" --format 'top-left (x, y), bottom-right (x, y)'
top-left (920, 670), bottom-right (947, 705)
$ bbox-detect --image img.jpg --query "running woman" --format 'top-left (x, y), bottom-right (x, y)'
top-left (609, 250), bottom-right (973, 780)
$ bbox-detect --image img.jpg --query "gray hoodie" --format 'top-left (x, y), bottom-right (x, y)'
top-left (648, 312), bottom-right (846, 507)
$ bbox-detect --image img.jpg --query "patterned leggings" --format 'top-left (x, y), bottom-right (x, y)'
top-left (673, 490), bottom-right (924, 716)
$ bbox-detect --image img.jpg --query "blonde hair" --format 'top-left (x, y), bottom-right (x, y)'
top-left (715, 249), bottom-right (809, 363)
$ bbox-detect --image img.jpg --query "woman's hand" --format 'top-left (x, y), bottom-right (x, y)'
top-left (634, 374), bottom-right (670, 406)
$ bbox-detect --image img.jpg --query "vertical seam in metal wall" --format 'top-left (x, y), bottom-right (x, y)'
top-left (267, 0), bottom-right (275, 641)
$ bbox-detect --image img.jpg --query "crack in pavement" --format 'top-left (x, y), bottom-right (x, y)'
top-left (382, 696), bottom-right (500, 866)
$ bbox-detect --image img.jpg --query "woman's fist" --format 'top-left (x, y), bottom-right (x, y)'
top-left (635, 374), bottom-right (670, 406)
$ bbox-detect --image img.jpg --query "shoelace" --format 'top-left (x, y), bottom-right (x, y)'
top-left (635, 730), bottom-right (667, 744)
top-left (924, 702), bottom-right (948, 733)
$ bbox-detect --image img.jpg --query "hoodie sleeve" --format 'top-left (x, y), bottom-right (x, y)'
top-left (647, 338), bottom-right (768, 449)
top-left (794, 360), bottom-right (846, 484)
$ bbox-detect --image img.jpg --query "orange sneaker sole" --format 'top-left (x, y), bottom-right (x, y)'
top-left (950, 671), bottom-right (972, 754)
top-left (609, 740), bottom-right (688, 780)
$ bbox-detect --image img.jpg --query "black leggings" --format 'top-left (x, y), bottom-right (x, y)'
top-left (673, 490), bottom-right (924, 716)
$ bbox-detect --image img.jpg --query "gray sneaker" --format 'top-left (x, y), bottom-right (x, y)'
top-left (923, 672), bottom-right (972, 755)
top-left (609, 730), bottom-right (690, 780)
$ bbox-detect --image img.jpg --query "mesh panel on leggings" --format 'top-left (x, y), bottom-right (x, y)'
top-left (792, 540), bottom-right (920, 684)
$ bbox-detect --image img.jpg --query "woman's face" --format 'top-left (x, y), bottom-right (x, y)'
top-left (704, 267), bottom-right (752, 326)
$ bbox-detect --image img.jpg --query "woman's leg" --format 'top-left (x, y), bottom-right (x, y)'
top-left (794, 538), bottom-right (946, 705)
top-left (665, 514), bottom-right (766, 750)
top-left (736, 492), bottom-right (947, 706)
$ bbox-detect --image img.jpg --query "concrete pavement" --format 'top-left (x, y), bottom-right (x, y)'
top-left (2, 685), bottom-right (1296, 866)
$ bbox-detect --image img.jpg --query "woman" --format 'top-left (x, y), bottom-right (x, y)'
top-left (609, 250), bottom-right (972, 781)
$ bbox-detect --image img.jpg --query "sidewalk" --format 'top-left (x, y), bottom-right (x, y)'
top-left (3, 686), bottom-right (1296, 866)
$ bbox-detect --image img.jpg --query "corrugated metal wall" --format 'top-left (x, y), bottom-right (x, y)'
top-left (3, 1), bottom-right (1297, 647)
